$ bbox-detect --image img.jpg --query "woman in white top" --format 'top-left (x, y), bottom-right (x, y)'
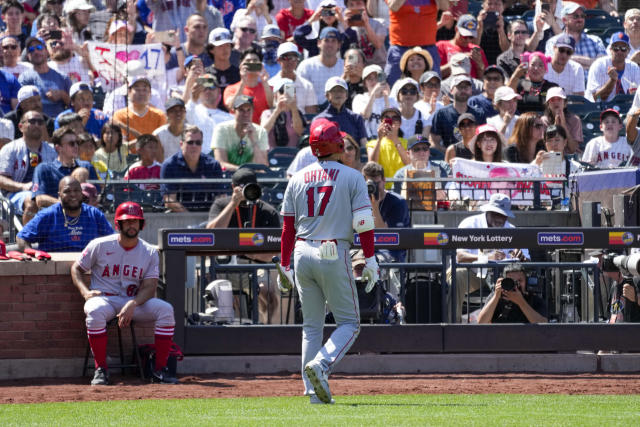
top-left (390, 77), bottom-right (428, 140)
top-left (351, 64), bottom-right (396, 138)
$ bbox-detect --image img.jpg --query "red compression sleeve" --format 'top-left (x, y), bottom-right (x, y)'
top-left (359, 229), bottom-right (375, 258)
top-left (280, 215), bottom-right (296, 267)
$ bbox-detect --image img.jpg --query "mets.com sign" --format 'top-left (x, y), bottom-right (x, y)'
top-left (167, 233), bottom-right (214, 246)
top-left (537, 232), bottom-right (584, 245)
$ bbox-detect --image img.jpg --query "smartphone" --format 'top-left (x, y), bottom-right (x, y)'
top-left (47, 29), bottom-right (63, 40)
top-left (541, 2), bottom-right (551, 12)
top-left (283, 82), bottom-right (295, 98)
top-left (155, 30), bottom-right (177, 45)
top-left (383, 117), bottom-right (393, 126)
top-left (197, 76), bottom-right (216, 87)
top-left (346, 53), bottom-right (359, 66)
top-left (519, 53), bottom-right (529, 69)
top-left (245, 62), bottom-right (262, 72)
top-left (347, 9), bottom-right (364, 26)
top-left (484, 11), bottom-right (498, 27)
top-left (377, 72), bottom-right (387, 83)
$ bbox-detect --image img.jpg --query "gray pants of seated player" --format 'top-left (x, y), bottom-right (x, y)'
top-left (294, 239), bottom-right (360, 395)
top-left (446, 267), bottom-right (484, 323)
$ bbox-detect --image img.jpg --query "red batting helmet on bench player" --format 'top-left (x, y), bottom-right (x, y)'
top-left (115, 201), bottom-right (145, 229)
top-left (309, 119), bottom-right (344, 157)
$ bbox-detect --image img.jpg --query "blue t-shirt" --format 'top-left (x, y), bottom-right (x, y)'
top-left (431, 104), bottom-right (486, 148)
top-left (160, 151), bottom-right (224, 211)
top-left (55, 108), bottom-right (110, 138)
top-left (316, 105), bottom-right (368, 143)
top-left (468, 94), bottom-right (498, 119)
top-left (17, 203), bottom-right (114, 252)
top-left (32, 159), bottom-right (99, 198)
top-left (18, 68), bottom-right (72, 118)
top-left (378, 190), bottom-right (410, 262)
top-left (0, 69), bottom-right (20, 114)
top-left (209, 0), bottom-right (244, 28)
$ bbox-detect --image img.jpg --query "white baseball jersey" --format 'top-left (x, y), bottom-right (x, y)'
top-left (78, 234), bottom-right (159, 297)
top-left (281, 160), bottom-right (371, 242)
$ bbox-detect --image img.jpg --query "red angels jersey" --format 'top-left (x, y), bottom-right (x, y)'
top-left (77, 234), bottom-right (159, 297)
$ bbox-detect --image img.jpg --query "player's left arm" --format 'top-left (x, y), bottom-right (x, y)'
top-left (118, 277), bottom-right (157, 327)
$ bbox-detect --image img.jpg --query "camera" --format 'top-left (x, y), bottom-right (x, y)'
top-left (366, 179), bottom-right (379, 200)
top-left (242, 182), bottom-right (262, 202)
top-left (245, 62), bottom-right (262, 72)
top-left (614, 253), bottom-right (640, 277)
top-left (501, 277), bottom-right (517, 291)
top-left (321, 7), bottom-right (335, 16)
top-left (602, 252), bottom-right (619, 273)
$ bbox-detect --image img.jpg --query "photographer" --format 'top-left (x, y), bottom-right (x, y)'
top-left (599, 252), bottom-right (640, 323)
top-left (362, 161), bottom-right (410, 262)
top-left (477, 263), bottom-right (548, 324)
top-left (206, 167), bottom-right (281, 323)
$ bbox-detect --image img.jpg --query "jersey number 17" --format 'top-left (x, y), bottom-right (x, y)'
top-left (305, 185), bottom-right (334, 217)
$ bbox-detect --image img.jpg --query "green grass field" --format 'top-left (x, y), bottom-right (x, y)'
top-left (2, 394), bottom-right (640, 426)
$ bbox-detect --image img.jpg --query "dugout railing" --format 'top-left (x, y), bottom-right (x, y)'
top-left (159, 227), bottom-right (640, 355)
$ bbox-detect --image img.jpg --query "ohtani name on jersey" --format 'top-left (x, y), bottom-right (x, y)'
top-left (101, 264), bottom-right (144, 279)
top-left (304, 168), bottom-right (340, 183)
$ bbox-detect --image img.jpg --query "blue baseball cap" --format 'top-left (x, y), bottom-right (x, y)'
top-left (609, 32), bottom-right (630, 47)
top-left (407, 135), bottom-right (431, 150)
top-left (457, 15), bottom-right (478, 38)
top-left (319, 27), bottom-right (340, 40)
top-left (555, 34), bottom-right (576, 51)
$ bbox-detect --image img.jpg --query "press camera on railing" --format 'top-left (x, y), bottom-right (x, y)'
top-left (187, 280), bottom-right (235, 325)
top-left (613, 254), bottom-right (640, 278)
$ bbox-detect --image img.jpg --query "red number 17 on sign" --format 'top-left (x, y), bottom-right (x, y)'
top-left (305, 185), bottom-right (334, 217)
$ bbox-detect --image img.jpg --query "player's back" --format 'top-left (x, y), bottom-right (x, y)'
top-left (282, 160), bottom-right (370, 242)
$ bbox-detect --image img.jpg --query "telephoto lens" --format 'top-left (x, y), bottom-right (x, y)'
top-left (501, 277), bottom-right (516, 291)
top-left (242, 183), bottom-right (262, 202)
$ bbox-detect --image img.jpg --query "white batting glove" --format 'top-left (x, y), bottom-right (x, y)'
top-left (362, 256), bottom-right (379, 293)
top-left (276, 264), bottom-right (295, 292)
top-left (318, 240), bottom-right (338, 261)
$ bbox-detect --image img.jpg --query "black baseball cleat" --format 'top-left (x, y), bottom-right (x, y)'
top-left (150, 366), bottom-right (179, 384)
top-left (91, 367), bottom-right (109, 386)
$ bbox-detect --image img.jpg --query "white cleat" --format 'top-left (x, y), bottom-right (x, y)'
top-left (310, 394), bottom-right (335, 404)
top-left (304, 361), bottom-right (332, 404)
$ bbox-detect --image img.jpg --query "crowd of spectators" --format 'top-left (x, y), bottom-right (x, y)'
top-left (0, 0), bottom-right (639, 233)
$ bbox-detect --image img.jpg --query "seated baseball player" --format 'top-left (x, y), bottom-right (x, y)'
top-left (70, 202), bottom-right (178, 386)
top-left (17, 176), bottom-right (114, 252)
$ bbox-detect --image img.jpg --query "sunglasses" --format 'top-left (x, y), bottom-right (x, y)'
top-left (485, 76), bottom-right (503, 82)
top-left (421, 82), bottom-right (440, 89)
top-left (186, 139), bottom-right (203, 146)
top-left (28, 44), bottom-right (45, 52)
top-left (459, 121), bottom-right (476, 128)
top-left (49, 40), bottom-right (63, 48)
top-left (2, 44), bottom-right (18, 50)
top-left (612, 45), bottom-right (629, 52)
top-left (400, 88), bottom-right (418, 96)
top-left (571, 14), bottom-right (586, 19)
top-left (558, 47), bottom-right (573, 55)
top-left (280, 54), bottom-right (298, 61)
top-left (27, 118), bottom-right (45, 125)
top-left (410, 146), bottom-right (429, 152)
top-left (240, 27), bottom-right (257, 34)
top-left (513, 30), bottom-right (529, 35)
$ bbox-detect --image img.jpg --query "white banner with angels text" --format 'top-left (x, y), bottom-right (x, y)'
top-left (446, 158), bottom-right (553, 205)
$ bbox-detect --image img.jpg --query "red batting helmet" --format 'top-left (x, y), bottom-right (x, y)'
top-left (115, 202), bottom-right (145, 229)
top-left (309, 119), bottom-right (344, 157)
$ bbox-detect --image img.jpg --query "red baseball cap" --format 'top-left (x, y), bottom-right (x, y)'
top-left (600, 108), bottom-right (621, 122)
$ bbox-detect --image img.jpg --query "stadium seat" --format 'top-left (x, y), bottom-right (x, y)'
top-left (268, 147), bottom-right (299, 171)
top-left (581, 111), bottom-right (602, 132)
top-left (585, 8), bottom-right (622, 27)
top-left (593, 26), bottom-right (625, 43)
top-left (605, 94), bottom-right (635, 115)
top-left (82, 319), bottom-right (144, 379)
top-left (566, 95), bottom-right (600, 117)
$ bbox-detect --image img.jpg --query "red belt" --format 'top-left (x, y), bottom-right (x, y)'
top-left (297, 237), bottom-right (337, 244)
top-left (103, 292), bottom-right (118, 296)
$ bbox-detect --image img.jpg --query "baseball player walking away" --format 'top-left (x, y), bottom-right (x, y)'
top-left (277, 119), bottom-right (379, 404)
top-left (70, 202), bottom-right (178, 386)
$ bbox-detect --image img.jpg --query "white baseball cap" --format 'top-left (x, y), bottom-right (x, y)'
top-left (277, 42), bottom-right (299, 58)
top-left (325, 76), bottom-right (348, 92)
top-left (493, 86), bottom-right (521, 103)
top-left (545, 86), bottom-right (567, 102)
top-left (17, 85), bottom-right (40, 107)
top-left (362, 64), bottom-right (383, 80)
top-left (64, 0), bottom-right (95, 14)
top-left (209, 28), bottom-right (233, 46)
top-left (69, 81), bottom-right (92, 99)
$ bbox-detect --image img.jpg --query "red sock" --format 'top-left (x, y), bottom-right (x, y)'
top-left (154, 326), bottom-right (174, 371)
top-left (87, 328), bottom-right (108, 369)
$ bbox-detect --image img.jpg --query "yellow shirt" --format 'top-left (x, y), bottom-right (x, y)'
top-left (366, 136), bottom-right (408, 189)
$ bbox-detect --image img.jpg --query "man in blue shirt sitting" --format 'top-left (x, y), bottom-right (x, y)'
top-left (315, 76), bottom-right (368, 147)
top-left (161, 124), bottom-right (224, 212)
top-left (17, 176), bottom-right (114, 252)
top-left (31, 126), bottom-right (99, 210)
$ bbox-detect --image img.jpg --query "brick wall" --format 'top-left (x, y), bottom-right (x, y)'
top-left (0, 257), bottom-right (156, 362)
